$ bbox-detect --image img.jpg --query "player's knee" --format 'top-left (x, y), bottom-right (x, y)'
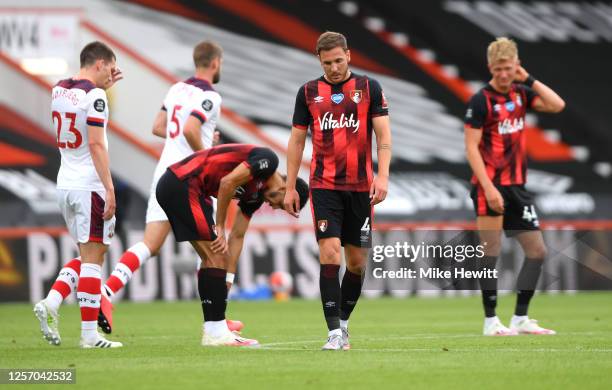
top-left (202, 253), bottom-right (225, 269)
top-left (483, 240), bottom-right (502, 257)
top-left (319, 241), bottom-right (341, 264)
top-left (345, 248), bottom-right (367, 271)
top-left (143, 240), bottom-right (161, 257)
top-left (526, 245), bottom-right (547, 260)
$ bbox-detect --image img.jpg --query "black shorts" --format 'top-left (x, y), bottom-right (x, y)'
top-left (156, 169), bottom-right (217, 242)
top-left (310, 189), bottom-right (372, 248)
top-left (470, 184), bottom-right (540, 235)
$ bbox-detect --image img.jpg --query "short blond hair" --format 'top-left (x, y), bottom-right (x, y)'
top-left (487, 37), bottom-right (518, 65)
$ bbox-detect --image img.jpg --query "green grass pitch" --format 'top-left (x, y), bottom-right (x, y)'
top-left (1, 293), bottom-right (611, 389)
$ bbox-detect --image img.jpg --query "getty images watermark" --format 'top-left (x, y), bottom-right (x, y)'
top-left (370, 241), bottom-right (497, 281)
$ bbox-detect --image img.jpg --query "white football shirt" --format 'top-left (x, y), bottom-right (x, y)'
top-left (151, 77), bottom-right (222, 183)
top-left (52, 79), bottom-right (109, 191)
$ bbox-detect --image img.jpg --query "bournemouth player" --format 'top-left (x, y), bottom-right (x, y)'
top-left (464, 38), bottom-right (565, 336)
top-left (284, 32), bottom-right (392, 350)
top-left (156, 144), bottom-right (309, 346)
top-left (34, 41), bottom-right (124, 348)
top-left (97, 41), bottom-right (246, 334)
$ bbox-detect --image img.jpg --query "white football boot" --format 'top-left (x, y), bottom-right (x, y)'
top-left (321, 333), bottom-right (344, 350)
top-left (483, 317), bottom-right (518, 336)
top-left (33, 300), bottom-right (61, 346)
top-left (341, 326), bottom-right (351, 350)
top-left (80, 332), bottom-right (123, 349)
top-left (510, 317), bottom-right (556, 335)
top-left (201, 329), bottom-right (259, 347)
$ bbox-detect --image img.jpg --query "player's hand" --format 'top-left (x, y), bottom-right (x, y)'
top-left (107, 66), bottom-right (123, 89)
top-left (484, 186), bottom-right (504, 214)
top-left (212, 131), bottom-right (221, 146)
top-left (283, 189), bottom-right (300, 218)
top-left (369, 175), bottom-right (388, 205)
top-left (103, 189), bottom-right (116, 221)
top-left (211, 225), bottom-right (228, 253)
top-left (515, 65), bottom-right (529, 83)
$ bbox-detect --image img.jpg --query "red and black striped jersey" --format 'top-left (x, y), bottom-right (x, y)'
top-left (464, 83), bottom-right (538, 186)
top-left (292, 73), bottom-right (388, 192)
top-left (168, 144), bottom-right (278, 218)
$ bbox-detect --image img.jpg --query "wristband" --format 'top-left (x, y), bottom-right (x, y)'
top-left (524, 75), bottom-right (536, 88)
top-left (226, 272), bottom-right (235, 284)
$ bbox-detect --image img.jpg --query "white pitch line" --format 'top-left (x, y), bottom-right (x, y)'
top-left (258, 346), bottom-right (612, 353)
top-left (257, 331), bottom-right (607, 347)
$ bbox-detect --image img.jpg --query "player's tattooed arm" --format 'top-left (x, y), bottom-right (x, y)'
top-left (371, 115), bottom-right (391, 205)
top-left (152, 110), bottom-right (167, 138)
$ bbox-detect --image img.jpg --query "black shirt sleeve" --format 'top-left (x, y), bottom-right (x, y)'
top-left (292, 85), bottom-right (311, 129)
top-left (246, 147), bottom-right (279, 180)
top-left (369, 77), bottom-right (389, 117)
top-left (464, 92), bottom-right (487, 129)
top-left (238, 198), bottom-right (264, 219)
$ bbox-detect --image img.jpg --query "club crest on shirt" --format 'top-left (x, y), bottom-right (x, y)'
top-left (331, 93), bottom-right (344, 104)
top-left (318, 220), bottom-right (328, 233)
top-left (350, 90), bottom-right (362, 104)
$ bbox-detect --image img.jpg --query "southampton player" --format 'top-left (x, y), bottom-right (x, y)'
top-left (156, 144), bottom-right (309, 346)
top-left (96, 41), bottom-right (247, 334)
top-left (34, 41), bottom-right (124, 348)
top-left (284, 32), bottom-right (392, 350)
top-left (464, 38), bottom-right (565, 336)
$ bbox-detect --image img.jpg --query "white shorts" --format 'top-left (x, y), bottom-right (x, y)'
top-left (57, 189), bottom-right (116, 245)
top-left (145, 187), bottom-right (168, 223)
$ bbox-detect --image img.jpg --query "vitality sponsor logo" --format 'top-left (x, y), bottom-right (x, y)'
top-left (498, 117), bottom-right (524, 135)
top-left (317, 112), bottom-right (360, 133)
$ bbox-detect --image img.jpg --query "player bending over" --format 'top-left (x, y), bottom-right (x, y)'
top-left (156, 144), bottom-right (309, 346)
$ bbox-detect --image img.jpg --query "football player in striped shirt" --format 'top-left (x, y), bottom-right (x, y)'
top-left (285, 32), bottom-right (392, 350)
top-left (464, 37), bottom-right (565, 336)
top-left (156, 144), bottom-right (309, 346)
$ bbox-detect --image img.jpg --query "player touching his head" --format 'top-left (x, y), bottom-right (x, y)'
top-left (156, 144), bottom-right (309, 346)
top-left (284, 32), bottom-right (392, 350)
top-left (464, 37), bottom-right (565, 336)
top-left (34, 41), bottom-right (123, 348)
